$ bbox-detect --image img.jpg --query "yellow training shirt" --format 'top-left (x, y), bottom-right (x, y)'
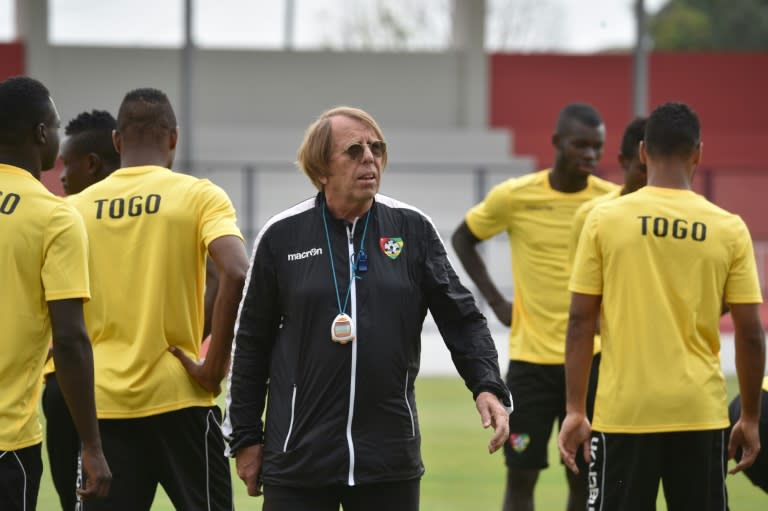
top-left (570, 186), bottom-right (763, 433)
top-left (466, 169), bottom-right (618, 364)
top-left (43, 353), bottom-right (54, 377)
top-left (568, 187), bottom-right (622, 265)
top-left (69, 165), bottom-right (242, 419)
top-left (0, 164), bottom-right (90, 449)
top-left (42, 196), bottom-right (83, 378)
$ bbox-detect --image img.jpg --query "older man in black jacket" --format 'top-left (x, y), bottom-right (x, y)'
top-left (226, 106), bottom-right (512, 511)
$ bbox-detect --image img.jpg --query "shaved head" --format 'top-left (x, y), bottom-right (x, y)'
top-left (555, 103), bottom-right (603, 135)
top-left (116, 88), bottom-right (177, 146)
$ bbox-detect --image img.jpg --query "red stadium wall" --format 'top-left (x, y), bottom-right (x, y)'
top-left (0, 42), bottom-right (24, 78)
top-left (0, 42), bottom-right (65, 195)
top-left (490, 52), bottom-right (768, 239)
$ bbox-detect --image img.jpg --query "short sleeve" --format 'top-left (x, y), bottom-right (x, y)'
top-left (41, 203), bottom-right (90, 302)
top-left (465, 182), bottom-right (512, 240)
top-left (724, 219), bottom-right (763, 304)
top-left (195, 179), bottom-right (244, 248)
top-left (568, 206), bottom-right (603, 296)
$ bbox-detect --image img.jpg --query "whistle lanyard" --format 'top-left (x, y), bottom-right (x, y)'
top-left (321, 203), bottom-right (371, 316)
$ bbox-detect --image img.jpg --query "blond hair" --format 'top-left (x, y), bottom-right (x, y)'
top-left (296, 106), bottom-right (387, 190)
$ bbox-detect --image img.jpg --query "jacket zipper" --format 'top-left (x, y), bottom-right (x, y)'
top-left (345, 219), bottom-right (358, 485)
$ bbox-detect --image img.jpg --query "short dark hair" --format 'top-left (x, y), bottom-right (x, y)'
top-left (556, 103), bottom-right (603, 133)
top-left (65, 110), bottom-right (120, 169)
top-left (65, 109), bottom-right (116, 136)
top-left (116, 88), bottom-right (177, 144)
top-left (0, 76), bottom-right (52, 145)
top-left (619, 117), bottom-right (647, 159)
top-left (644, 102), bottom-right (700, 158)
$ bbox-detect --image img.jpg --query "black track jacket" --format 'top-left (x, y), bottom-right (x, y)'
top-left (226, 193), bottom-right (511, 487)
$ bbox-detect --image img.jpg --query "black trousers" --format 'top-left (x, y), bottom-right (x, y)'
top-left (0, 443), bottom-right (43, 511)
top-left (263, 478), bottom-right (421, 511)
top-left (82, 406), bottom-right (233, 511)
top-left (588, 429), bottom-right (728, 511)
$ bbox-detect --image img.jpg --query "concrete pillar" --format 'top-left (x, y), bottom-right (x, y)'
top-left (633, 0), bottom-right (650, 117)
top-left (452, 0), bottom-right (487, 129)
top-left (16, 0), bottom-right (52, 83)
top-left (180, 0), bottom-right (195, 171)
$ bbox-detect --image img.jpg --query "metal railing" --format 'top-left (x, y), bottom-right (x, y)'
top-left (183, 160), bottom-right (768, 296)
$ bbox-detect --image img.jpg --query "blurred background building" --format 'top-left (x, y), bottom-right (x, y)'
top-left (1, 0), bottom-right (766, 369)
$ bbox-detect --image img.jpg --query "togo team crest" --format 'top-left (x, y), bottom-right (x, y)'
top-left (509, 433), bottom-right (530, 453)
top-left (379, 237), bottom-right (404, 259)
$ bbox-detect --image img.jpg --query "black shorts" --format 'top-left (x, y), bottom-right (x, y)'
top-left (588, 429), bottom-right (728, 511)
top-left (504, 354), bottom-right (600, 470)
top-left (263, 478), bottom-right (420, 511)
top-left (0, 443), bottom-right (43, 511)
top-left (728, 390), bottom-right (768, 493)
top-left (82, 406), bottom-right (232, 511)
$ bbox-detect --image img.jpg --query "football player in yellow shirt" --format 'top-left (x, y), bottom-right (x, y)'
top-left (452, 103), bottom-right (618, 511)
top-left (43, 109), bottom-right (221, 510)
top-left (0, 76), bottom-right (111, 510)
top-left (41, 109), bottom-right (120, 511)
top-left (70, 88), bottom-right (249, 511)
top-left (561, 102), bottom-right (765, 510)
top-left (568, 116), bottom-right (647, 265)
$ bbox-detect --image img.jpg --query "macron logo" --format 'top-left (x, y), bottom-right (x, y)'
top-left (287, 247), bottom-right (323, 261)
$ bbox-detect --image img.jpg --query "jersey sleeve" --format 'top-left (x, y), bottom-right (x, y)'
top-left (465, 181), bottom-right (512, 240)
top-left (569, 206), bottom-right (603, 296)
top-left (724, 218), bottom-right (763, 304)
top-left (195, 179), bottom-right (244, 247)
top-left (41, 203), bottom-right (90, 302)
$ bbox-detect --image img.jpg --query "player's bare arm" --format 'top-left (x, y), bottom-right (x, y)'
top-left (49, 298), bottom-right (111, 499)
top-left (559, 292), bottom-right (600, 475)
top-left (170, 235), bottom-right (249, 395)
top-left (727, 302), bottom-right (766, 474)
top-left (203, 258), bottom-right (219, 340)
top-left (451, 221), bottom-right (512, 326)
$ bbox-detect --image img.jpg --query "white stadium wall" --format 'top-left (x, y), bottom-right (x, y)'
top-left (19, 0), bottom-right (539, 373)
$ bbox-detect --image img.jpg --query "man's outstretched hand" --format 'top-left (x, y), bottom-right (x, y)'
top-left (476, 391), bottom-right (510, 454)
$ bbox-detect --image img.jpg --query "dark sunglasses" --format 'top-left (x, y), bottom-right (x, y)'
top-left (343, 140), bottom-right (387, 161)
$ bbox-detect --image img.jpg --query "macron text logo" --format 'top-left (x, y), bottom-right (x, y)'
top-left (287, 247), bottom-right (323, 261)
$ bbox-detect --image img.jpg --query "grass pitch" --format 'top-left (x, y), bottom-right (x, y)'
top-left (36, 376), bottom-right (765, 510)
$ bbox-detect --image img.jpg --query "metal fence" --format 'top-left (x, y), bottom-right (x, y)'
top-left (188, 161), bottom-right (768, 298)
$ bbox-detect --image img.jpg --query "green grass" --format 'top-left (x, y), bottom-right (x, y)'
top-left (36, 377), bottom-right (765, 510)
